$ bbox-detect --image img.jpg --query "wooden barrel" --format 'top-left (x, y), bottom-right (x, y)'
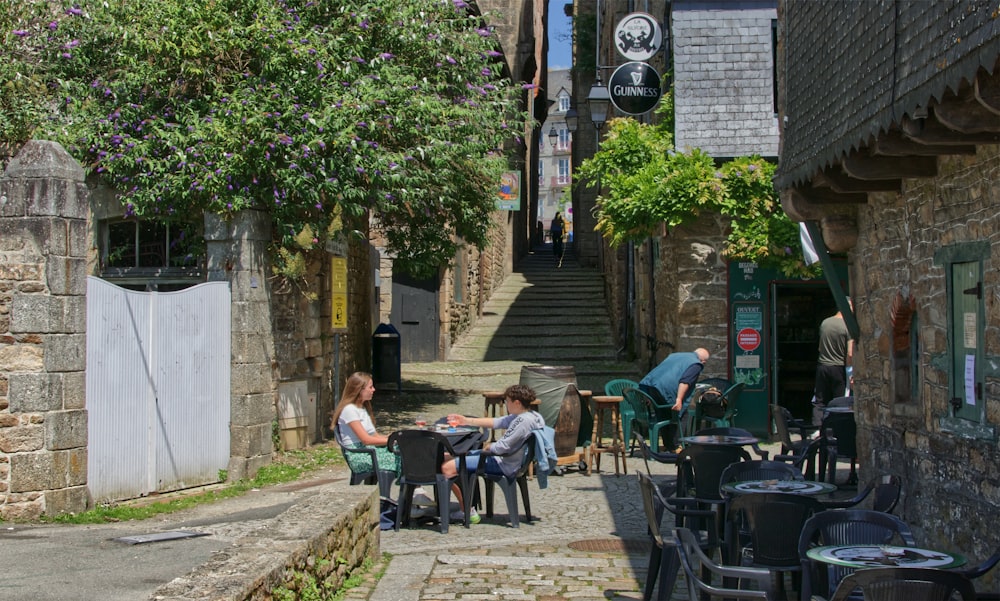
top-left (520, 365), bottom-right (581, 457)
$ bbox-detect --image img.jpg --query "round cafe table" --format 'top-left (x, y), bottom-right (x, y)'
top-left (680, 434), bottom-right (759, 446)
top-left (806, 544), bottom-right (967, 569)
top-left (722, 479), bottom-right (838, 496)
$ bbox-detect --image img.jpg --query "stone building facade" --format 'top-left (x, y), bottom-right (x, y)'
top-left (776, 1), bottom-right (1000, 585)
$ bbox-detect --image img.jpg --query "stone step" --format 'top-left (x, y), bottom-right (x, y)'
top-left (447, 345), bottom-right (619, 363)
top-left (400, 360), bottom-right (642, 394)
top-left (454, 331), bottom-right (614, 346)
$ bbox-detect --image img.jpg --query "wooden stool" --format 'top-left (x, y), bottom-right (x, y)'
top-left (482, 391), bottom-right (507, 441)
top-left (589, 395), bottom-right (627, 476)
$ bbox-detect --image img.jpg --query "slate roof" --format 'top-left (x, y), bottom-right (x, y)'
top-left (775, 0), bottom-right (1000, 190)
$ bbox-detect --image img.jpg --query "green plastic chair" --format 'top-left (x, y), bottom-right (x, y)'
top-left (604, 378), bottom-right (639, 454)
top-left (624, 387), bottom-right (684, 453)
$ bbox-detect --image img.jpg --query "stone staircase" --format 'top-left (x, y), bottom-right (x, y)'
top-left (399, 247), bottom-right (642, 398)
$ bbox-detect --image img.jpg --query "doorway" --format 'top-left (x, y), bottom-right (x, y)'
top-left (770, 283), bottom-right (838, 421)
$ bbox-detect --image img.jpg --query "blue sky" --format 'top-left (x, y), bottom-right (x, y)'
top-left (548, 0), bottom-right (573, 70)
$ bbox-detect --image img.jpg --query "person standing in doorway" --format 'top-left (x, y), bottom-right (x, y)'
top-left (550, 212), bottom-right (564, 258)
top-left (812, 299), bottom-right (853, 425)
top-left (639, 348), bottom-right (710, 451)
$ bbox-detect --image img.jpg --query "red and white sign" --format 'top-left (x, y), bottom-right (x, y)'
top-left (736, 328), bottom-right (761, 352)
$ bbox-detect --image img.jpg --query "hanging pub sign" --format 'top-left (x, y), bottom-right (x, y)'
top-left (497, 170), bottom-right (520, 211)
top-left (614, 12), bottom-right (663, 61)
top-left (608, 61), bottom-right (662, 116)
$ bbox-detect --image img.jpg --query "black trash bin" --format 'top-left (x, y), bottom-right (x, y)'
top-left (372, 323), bottom-right (401, 393)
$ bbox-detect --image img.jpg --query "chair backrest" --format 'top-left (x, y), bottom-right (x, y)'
top-left (727, 492), bottom-right (825, 568)
top-left (636, 470), bottom-right (667, 548)
top-left (675, 527), bottom-right (775, 600)
top-left (623, 388), bottom-right (652, 427)
top-left (829, 566), bottom-right (976, 601)
top-left (770, 404), bottom-right (798, 448)
top-left (604, 378), bottom-right (639, 397)
top-left (678, 444), bottom-right (750, 501)
top-left (872, 474), bottom-right (902, 513)
top-left (821, 411), bottom-right (857, 458)
top-left (719, 460), bottom-right (804, 493)
top-left (634, 431), bottom-right (679, 476)
top-left (387, 430), bottom-right (454, 483)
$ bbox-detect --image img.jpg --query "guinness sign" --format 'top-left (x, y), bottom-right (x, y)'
top-left (609, 61), bottom-right (662, 116)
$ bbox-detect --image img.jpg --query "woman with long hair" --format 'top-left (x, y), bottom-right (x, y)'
top-left (330, 371), bottom-right (400, 477)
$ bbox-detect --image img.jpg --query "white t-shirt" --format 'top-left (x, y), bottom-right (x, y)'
top-left (338, 403), bottom-right (376, 446)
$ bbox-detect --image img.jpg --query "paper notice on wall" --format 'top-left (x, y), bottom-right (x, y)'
top-left (964, 313), bottom-right (977, 348)
top-left (965, 355), bottom-right (976, 406)
top-left (735, 355), bottom-right (760, 369)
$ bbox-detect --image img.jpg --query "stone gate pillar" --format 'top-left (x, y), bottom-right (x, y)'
top-left (0, 141), bottom-right (89, 519)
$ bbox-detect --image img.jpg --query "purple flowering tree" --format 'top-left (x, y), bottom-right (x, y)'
top-left (3, 0), bottom-right (529, 279)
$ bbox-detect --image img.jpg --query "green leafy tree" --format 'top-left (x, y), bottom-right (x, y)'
top-left (2, 0), bottom-right (528, 279)
top-left (576, 95), bottom-right (816, 277)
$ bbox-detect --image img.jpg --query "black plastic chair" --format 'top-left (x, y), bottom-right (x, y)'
top-left (334, 426), bottom-right (396, 498)
top-left (771, 404), bottom-right (822, 480)
top-left (476, 431), bottom-right (537, 528)
top-left (637, 471), bottom-right (722, 601)
top-left (387, 429), bottom-right (467, 533)
top-left (675, 526), bottom-right (779, 600)
top-left (797, 509), bottom-right (916, 601)
top-left (822, 566), bottom-right (975, 601)
top-left (820, 474), bottom-right (901, 513)
top-left (633, 431), bottom-right (680, 497)
top-left (697, 426), bottom-right (770, 460)
top-left (818, 411), bottom-right (858, 485)
top-left (725, 492), bottom-right (825, 598)
top-left (955, 543), bottom-right (1000, 601)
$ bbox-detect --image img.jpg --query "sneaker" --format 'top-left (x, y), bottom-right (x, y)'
top-left (412, 493), bottom-right (436, 507)
top-left (449, 509), bottom-right (481, 524)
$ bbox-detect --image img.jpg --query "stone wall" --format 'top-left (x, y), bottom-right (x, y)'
top-left (151, 484), bottom-right (379, 601)
top-left (0, 141), bottom-right (89, 519)
top-left (851, 147), bottom-right (1000, 582)
top-left (603, 214), bottom-right (731, 376)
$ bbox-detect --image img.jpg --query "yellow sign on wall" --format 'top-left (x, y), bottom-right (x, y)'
top-left (330, 256), bottom-right (348, 331)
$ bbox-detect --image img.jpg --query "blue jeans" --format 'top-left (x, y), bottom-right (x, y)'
top-left (459, 451), bottom-right (505, 476)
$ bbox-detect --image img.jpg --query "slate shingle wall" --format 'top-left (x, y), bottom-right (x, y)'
top-left (673, 1), bottom-right (779, 158)
top-left (777, 0), bottom-right (1000, 189)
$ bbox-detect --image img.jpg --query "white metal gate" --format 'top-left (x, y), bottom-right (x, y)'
top-left (86, 277), bottom-right (231, 502)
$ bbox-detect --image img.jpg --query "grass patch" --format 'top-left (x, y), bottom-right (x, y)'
top-left (34, 441), bottom-right (346, 525)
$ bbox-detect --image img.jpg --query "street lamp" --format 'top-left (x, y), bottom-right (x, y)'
top-left (564, 107), bottom-right (578, 133)
top-left (548, 126), bottom-right (558, 148)
top-left (587, 80), bottom-right (611, 130)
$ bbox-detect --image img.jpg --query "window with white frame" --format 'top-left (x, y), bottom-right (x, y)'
top-left (558, 93), bottom-right (570, 112)
top-left (538, 160), bottom-right (544, 185)
top-left (558, 128), bottom-right (570, 151)
top-left (557, 158), bottom-right (570, 184)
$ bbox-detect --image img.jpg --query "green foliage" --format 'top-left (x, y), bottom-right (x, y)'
top-left (578, 103), bottom-right (817, 277)
top-left (2, 0), bottom-right (529, 279)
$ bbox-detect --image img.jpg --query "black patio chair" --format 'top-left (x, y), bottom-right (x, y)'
top-left (797, 509), bottom-right (916, 601)
top-left (675, 526), bottom-right (779, 600)
top-left (724, 492), bottom-right (825, 599)
top-left (821, 566), bottom-right (975, 601)
top-left (955, 543), bottom-right (1000, 601)
top-left (771, 404), bottom-right (822, 480)
top-left (820, 474), bottom-right (901, 513)
top-left (818, 410), bottom-right (858, 485)
top-left (387, 429), bottom-right (467, 534)
top-left (637, 471), bottom-right (723, 601)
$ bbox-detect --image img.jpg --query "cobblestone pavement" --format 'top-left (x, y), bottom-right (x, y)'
top-left (341, 412), bottom-right (790, 601)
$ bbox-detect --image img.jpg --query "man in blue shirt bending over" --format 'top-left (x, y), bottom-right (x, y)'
top-left (639, 348), bottom-right (710, 451)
